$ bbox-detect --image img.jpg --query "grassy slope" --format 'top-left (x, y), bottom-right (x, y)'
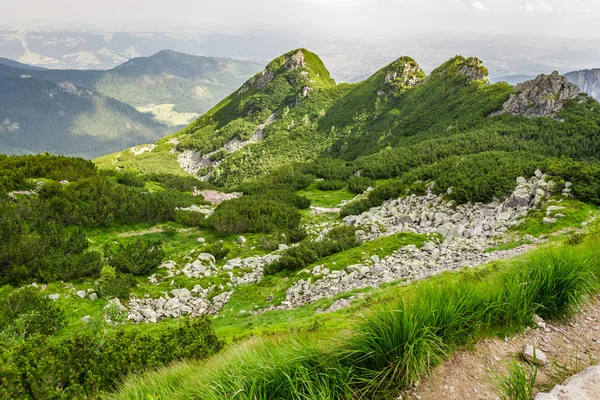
top-left (106, 237), bottom-right (600, 399)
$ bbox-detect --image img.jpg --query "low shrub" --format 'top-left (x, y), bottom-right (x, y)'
top-left (0, 287), bottom-right (65, 337)
top-left (95, 265), bottom-right (135, 299)
top-left (266, 226), bottom-right (359, 274)
top-left (0, 317), bottom-right (222, 398)
top-left (316, 180), bottom-right (347, 191)
top-left (206, 241), bottom-right (230, 261)
top-left (174, 210), bottom-right (209, 228)
top-left (104, 239), bottom-right (164, 276)
top-left (208, 197), bottom-right (302, 235)
top-left (348, 175), bottom-right (374, 194)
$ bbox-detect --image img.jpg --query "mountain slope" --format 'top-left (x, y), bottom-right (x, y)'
top-left (97, 50), bottom-right (600, 205)
top-left (566, 68), bottom-right (600, 101)
top-left (0, 64), bottom-right (172, 158)
top-left (0, 56), bottom-right (47, 71)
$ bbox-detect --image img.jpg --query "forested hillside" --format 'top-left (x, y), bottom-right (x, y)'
top-left (36, 50), bottom-right (262, 114)
top-left (0, 51), bottom-right (261, 157)
top-left (0, 64), bottom-right (172, 158)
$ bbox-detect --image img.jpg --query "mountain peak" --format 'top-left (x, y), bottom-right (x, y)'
top-left (432, 55), bottom-right (489, 82)
top-left (383, 56), bottom-right (425, 93)
top-left (238, 48), bottom-right (335, 95)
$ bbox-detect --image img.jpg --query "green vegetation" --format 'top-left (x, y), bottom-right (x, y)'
top-left (266, 225), bottom-right (360, 274)
top-left (0, 317), bottom-right (221, 399)
top-left (108, 240), bottom-right (600, 399)
top-left (490, 361), bottom-right (538, 400)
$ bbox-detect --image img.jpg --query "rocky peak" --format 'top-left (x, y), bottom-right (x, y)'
top-left (458, 57), bottom-right (488, 82)
top-left (284, 49), bottom-right (307, 71)
top-left (384, 56), bottom-right (425, 92)
top-left (494, 71), bottom-right (581, 117)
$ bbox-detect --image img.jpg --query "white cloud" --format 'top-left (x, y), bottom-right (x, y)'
top-left (471, 0), bottom-right (489, 10)
top-left (524, 0), bottom-right (554, 12)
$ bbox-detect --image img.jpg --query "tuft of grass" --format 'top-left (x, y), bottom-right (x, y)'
top-left (490, 361), bottom-right (538, 400)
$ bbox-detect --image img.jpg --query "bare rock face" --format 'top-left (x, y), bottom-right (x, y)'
top-left (535, 365), bottom-right (600, 400)
top-left (284, 49), bottom-right (306, 71)
top-left (458, 57), bottom-right (488, 81)
top-left (496, 71), bottom-right (581, 117)
top-left (256, 69), bottom-right (275, 89)
top-left (384, 56), bottom-right (425, 92)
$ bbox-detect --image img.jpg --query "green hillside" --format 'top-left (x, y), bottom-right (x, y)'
top-left (4, 49), bottom-right (600, 399)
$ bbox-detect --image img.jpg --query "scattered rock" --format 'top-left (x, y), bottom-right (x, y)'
top-left (76, 290), bottom-right (87, 299)
top-left (47, 294), bottom-right (59, 301)
top-left (88, 292), bottom-right (98, 301)
top-left (523, 344), bottom-right (548, 365)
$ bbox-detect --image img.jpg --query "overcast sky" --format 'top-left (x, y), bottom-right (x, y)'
top-left (2, 0), bottom-right (599, 40)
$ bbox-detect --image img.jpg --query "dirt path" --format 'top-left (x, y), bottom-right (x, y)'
top-left (403, 296), bottom-right (600, 400)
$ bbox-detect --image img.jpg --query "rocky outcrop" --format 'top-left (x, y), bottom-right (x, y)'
top-left (384, 56), bottom-right (425, 92)
top-left (177, 114), bottom-right (275, 178)
top-left (256, 69), bottom-right (275, 89)
top-left (284, 49), bottom-right (306, 71)
top-left (458, 57), bottom-right (488, 82)
top-left (495, 71), bottom-right (581, 117)
top-left (535, 365), bottom-right (600, 400)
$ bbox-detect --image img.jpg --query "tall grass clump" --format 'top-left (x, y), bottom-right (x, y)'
top-left (490, 361), bottom-right (538, 400)
top-left (344, 242), bottom-right (598, 397)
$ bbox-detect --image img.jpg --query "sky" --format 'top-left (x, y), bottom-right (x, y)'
top-left (2, 0), bottom-right (600, 40)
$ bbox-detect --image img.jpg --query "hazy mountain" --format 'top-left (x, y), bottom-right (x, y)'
top-left (4, 29), bottom-right (600, 83)
top-left (0, 51), bottom-right (261, 157)
top-left (33, 50), bottom-right (263, 114)
top-left (0, 63), bottom-right (172, 158)
top-left (0, 56), bottom-right (47, 70)
top-left (565, 69), bottom-right (600, 101)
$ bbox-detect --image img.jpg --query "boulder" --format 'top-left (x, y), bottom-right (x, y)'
top-left (76, 290), bottom-right (87, 299)
top-left (535, 365), bottom-right (600, 400)
top-left (523, 344), bottom-right (548, 365)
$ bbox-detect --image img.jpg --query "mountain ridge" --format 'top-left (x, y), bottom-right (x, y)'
top-left (97, 49), bottom-right (600, 191)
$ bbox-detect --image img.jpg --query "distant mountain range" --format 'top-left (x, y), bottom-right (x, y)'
top-left (565, 69), bottom-right (600, 101)
top-left (0, 51), bottom-right (261, 157)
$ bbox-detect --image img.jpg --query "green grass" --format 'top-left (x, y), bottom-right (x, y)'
top-left (485, 239), bottom-right (533, 253)
top-left (298, 183), bottom-right (355, 208)
top-left (94, 140), bottom-right (187, 176)
top-left (515, 198), bottom-right (597, 236)
top-left (107, 239), bottom-right (600, 400)
top-left (490, 361), bottom-right (538, 400)
top-left (311, 232), bottom-right (429, 272)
